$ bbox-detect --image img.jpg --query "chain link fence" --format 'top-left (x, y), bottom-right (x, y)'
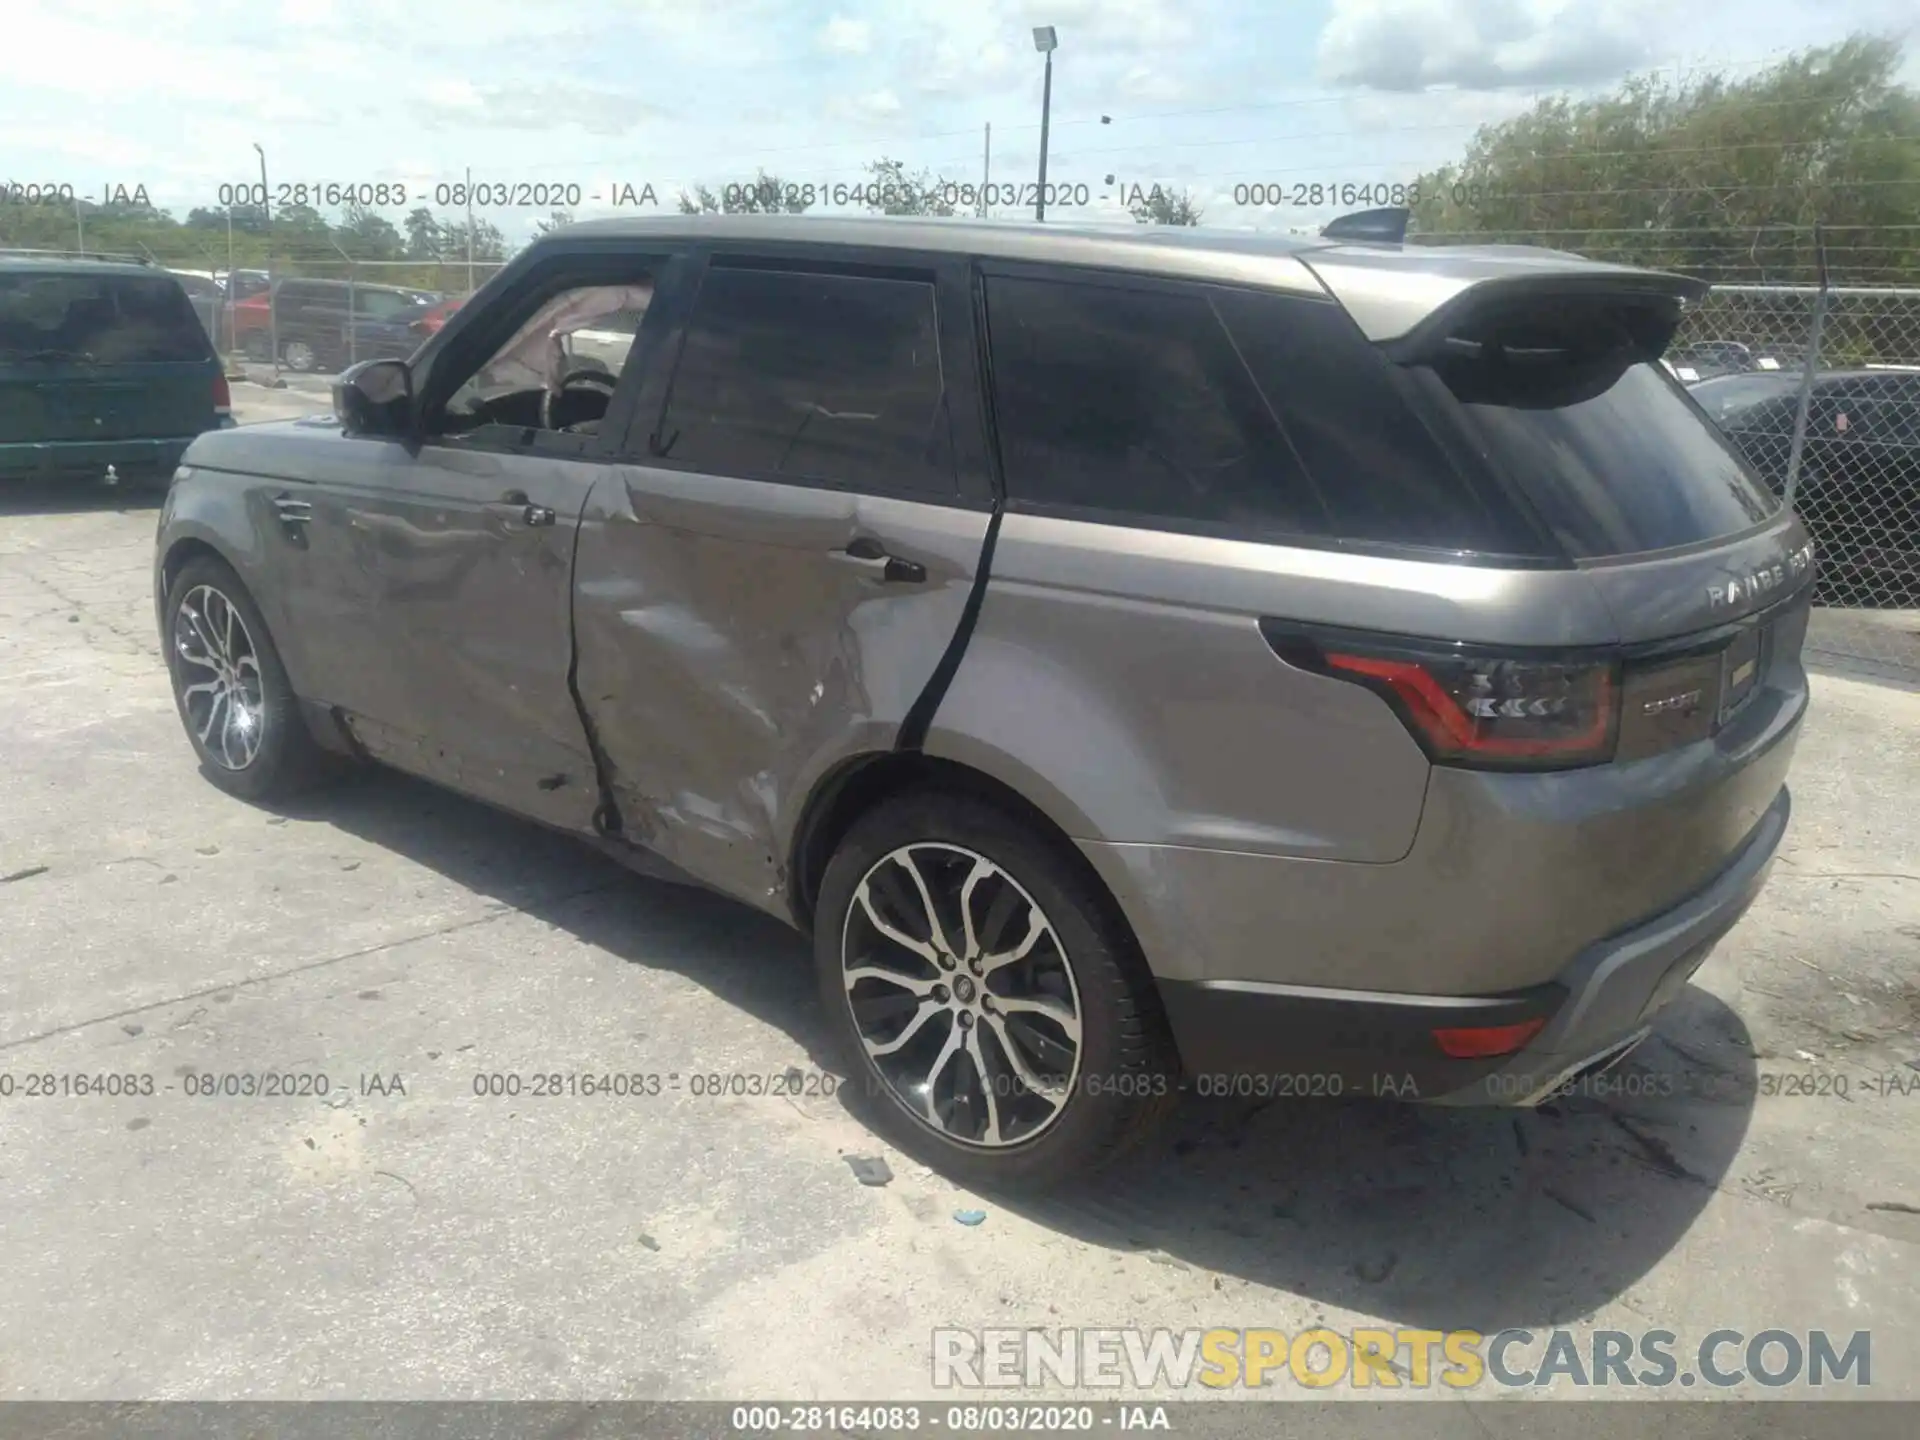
top-left (222, 258), bottom-right (508, 379)
top-left (1670, 281), bottom-right (1920, 679)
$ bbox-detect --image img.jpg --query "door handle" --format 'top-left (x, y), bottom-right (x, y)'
top-left (834, 538), bottom-right (927, 584)
top-left (489, 491), bottom-right (556, 528)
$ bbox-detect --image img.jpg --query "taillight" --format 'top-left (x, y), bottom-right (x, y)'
top-left (212, 373), bottom-right (232, 413)
top-left (1263, 623), bottom-right (1621, 771)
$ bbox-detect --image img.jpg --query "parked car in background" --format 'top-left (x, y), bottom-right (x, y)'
top-left (155, 215), bottom-right (1811, 1188)
top-left (1691, 367), bottom-right (1919, 607)
top-left (167, 270), bottom-right (225, 348)
top-left (234, 277), bottom-right (440, 373)
top-left (410, 296), bottom-right (466, 338)
top-left (2, 255), bottom-right (229, 486)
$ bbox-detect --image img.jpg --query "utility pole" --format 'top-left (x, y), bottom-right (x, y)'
top-left (981, 122), bottom-right (991, 218)
top-left (74, 192), bottom-right (85, 254)
top-left (254, 142), bottom-right (279, 378)
top-left (1032, 28), bottom-right (1058, 222)
top-left (465, 165), bottom-right (476, 292)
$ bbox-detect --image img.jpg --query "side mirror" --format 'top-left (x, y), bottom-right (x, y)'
top-left (333, 358), bottom-right (413, 437)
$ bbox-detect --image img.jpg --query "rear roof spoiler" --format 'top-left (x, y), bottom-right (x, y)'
top-left (1376, 271), bottom-right (1711, 365)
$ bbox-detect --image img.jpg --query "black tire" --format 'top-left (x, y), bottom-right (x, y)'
top-left (163, 555), bottom-right (328, 802)
top-left (815, 789), bottom-right (1180, 1192)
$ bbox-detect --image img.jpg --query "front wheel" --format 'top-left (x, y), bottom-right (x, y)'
top-left (163, 555), bottom-right (326, 801)
top-left (815, 791), bottom-right (1180, 1191)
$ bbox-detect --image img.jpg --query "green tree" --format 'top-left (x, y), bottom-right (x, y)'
top-left (1127, 185), bottom-right (1203, 226)
top-left (1408, 34), bottom-right (1920, 283)
top-left (533, 209), bottom-right (574, 237)
top-left (337, 202), bottom-right (404, 260)
top-left (858, 157), bottom-right (959, 216)
top-left (404, 207), bottom-right (442, 260)
top-left (677, 170), bottom-right (813, 214)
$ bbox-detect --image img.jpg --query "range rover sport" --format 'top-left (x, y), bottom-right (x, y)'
top-left (153, 214), bottom-right (1810, 1188)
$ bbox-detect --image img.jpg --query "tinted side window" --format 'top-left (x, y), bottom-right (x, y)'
top-left (656, 265), bottom-right (952, 495)
top-left (983, 275), bottom-right (1323, 537)
top-left (1214, 289), bottom-right (1547, 556)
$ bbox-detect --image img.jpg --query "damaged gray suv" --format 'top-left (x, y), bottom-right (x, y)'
top-left (154, 213), bottom-right (1810, 1189)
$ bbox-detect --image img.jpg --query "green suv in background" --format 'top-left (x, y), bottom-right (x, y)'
top-left (1, 253), bottom-right (230, 487)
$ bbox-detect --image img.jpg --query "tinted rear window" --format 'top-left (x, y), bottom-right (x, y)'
top-left (0, 273), bottom-right (214, 363)
top-left (1214, 289), bottom-right (1547, 556)
top-left (1417, 354), bottom-right (1780, 559)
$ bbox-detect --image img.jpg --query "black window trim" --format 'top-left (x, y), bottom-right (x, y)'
top-left (616, 243), bottom-right (994, 509)
top-left (975, 260), bottom-right (1576, 571)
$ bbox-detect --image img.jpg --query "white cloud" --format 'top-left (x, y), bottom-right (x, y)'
top-left (821, 15), bottom-right (872, 53)
top-left (1317, 0), bottom-right (1659, 92)
top-left (826, 88), bottom-right (906, 122)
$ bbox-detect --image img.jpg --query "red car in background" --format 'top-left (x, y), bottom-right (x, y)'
top-left (410, 296), bottom-right (466, 338)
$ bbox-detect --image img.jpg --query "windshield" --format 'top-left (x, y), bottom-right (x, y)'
top-left (0, 273), bottom-right (214, 364)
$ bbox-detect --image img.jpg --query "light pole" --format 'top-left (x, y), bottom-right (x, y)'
top-left (254, 142), bottom-right (279, 378)
top-left (1032, 26), bottom-right (1057, 222)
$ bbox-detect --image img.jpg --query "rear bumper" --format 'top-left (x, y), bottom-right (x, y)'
top-left (0, 436), bottom-right (199, 480)
top-left (1156, 785), bottom-right (1789, 1105)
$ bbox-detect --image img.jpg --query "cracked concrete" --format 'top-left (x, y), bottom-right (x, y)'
top-left (1, 406), bottom-right (1917, 1413)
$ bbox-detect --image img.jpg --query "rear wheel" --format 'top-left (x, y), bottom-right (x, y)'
top-left (281, 338), bottom-right (318, 373)
top-left (815, 791), bottom-right (1180, 1191)
top-left (163, 555), bottom-right (326, 801)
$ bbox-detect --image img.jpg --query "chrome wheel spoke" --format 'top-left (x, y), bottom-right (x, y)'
top-left (994, 992), bottom-right (1081, 1043)
top-left (956, 856), bottom-right (994, 959)
top-left (845, 964), bottom-right (939, 998)
top-left (985, 1013), bottom-right (1064, 1100)
top-left (181, 678), bottom-right (223, 702)
top-left (864, 1000), bottom-right (944, 1058)
top-left (980, 909), bottom-right (1048, 975)
top-left (854, 879), bottom-right (940, 968)
top-left (896, 848), bottom-right (957, 959)
top-left (963, 1027), bottom-right (1005, 1144)
top-left (197, 687), bottom-right (228, 745)
top-left (919, 1020), bottom-right (968, 1124)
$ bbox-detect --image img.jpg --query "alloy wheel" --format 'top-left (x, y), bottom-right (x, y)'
top-left (841, 842), bottom-right (1083, 1149)
top-left (283, 340), bottom-right (316, 372)
top-left (172, 584), bottom-right (267, 771)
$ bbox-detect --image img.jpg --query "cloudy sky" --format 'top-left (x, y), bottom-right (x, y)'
top-left (2, 0), bottom-right (1915, 243)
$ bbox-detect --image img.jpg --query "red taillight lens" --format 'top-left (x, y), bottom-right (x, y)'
top-left (1432, 1017), bottom-right (1548, 1059)
top-left (212, 373), bottom-right (231, 410)
top-left (1264, 624), bottom-right (1621, 771)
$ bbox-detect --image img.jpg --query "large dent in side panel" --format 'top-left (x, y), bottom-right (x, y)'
top-left (571, 468), bottom-right (987, 913)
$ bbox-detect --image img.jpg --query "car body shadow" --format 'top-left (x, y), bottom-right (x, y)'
top-left (0, 477), bottom-right (166, 518)
top-left (266, 762), bottom-right (1755, 1332)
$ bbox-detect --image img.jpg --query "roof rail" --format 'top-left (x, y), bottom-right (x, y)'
top-left (0, 245), bottom-right (155, 266)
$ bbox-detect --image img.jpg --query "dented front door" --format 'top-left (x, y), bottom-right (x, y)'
top-left (571, 469), bottom-right (989, 915)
